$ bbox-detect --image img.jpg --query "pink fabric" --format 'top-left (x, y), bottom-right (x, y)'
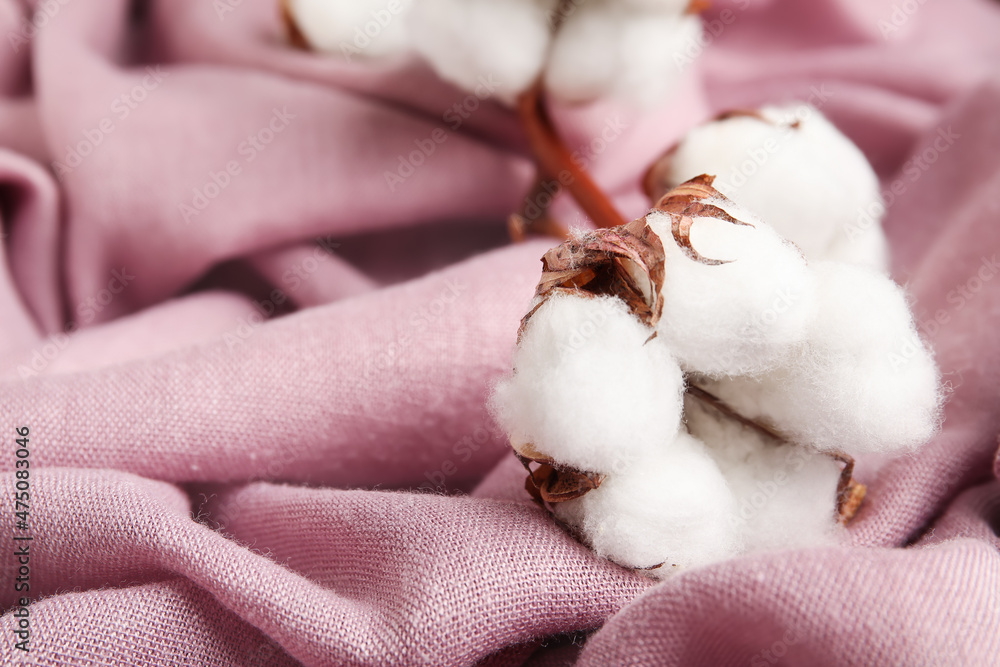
top-left (2, 0), bottom-right (1000, 664)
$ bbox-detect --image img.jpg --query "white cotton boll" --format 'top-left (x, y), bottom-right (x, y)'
top-left (408, 0), bottom-right (556, 102)
top-left (490, 292), bottom-right (685, 474)
top-left (684, 396), bottom-right (844, 552)
top-left (823, 219), bottom-right (890, 270)
top-left (543, 2), bottom-right (617, 102)
top-left (702, 262), bottom-right (943, 455)
top-left (645, 201), bottom-right (818, 376)
top-left (544, 2), bottom-right (701, 105)
top-left (663, 105), bottom-right (889, 271)
top-left (287, 0), bottom-right (414, 59)
top-left (616, 11), bottom-right (701, 105)
top-left (553, 432), bottom-right (740, 573)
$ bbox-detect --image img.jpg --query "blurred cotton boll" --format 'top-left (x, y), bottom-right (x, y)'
top-left (619, 0), bottom-right (693, 11)
top-left (285, 0), bottom-right (415, 59)
top-left (654, 105), bottom-right (889, 271)
top-left (285, 0), bottom-right (705, 106)
top-left (408, 0), bottom-right (558, 103)
top-left (544, 1), bottom-right (702, 105)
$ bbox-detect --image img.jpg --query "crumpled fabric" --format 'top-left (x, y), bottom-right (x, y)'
top-left (1, 0), bottom-right (999, 665)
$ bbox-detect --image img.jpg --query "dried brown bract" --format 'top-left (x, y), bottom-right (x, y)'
top-left (653, 174), bottom-right (753, 265)
top-left (279, 0), bottom-right (310, 50)
top-left (516, 452), bottom-right (605, 508)
top-left (643, 109), bottom-right (802, 202)
top-left (527, 217), bottom-right (665, 331)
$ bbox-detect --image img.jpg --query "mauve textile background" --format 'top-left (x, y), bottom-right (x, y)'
top-left (1, 0), bottom-right (999, 665)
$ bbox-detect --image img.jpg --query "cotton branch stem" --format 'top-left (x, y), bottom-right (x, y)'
top-left (279, 0), bottom-right (309, 49)
top-left (508, 178), bottom-right (572, 242)
top-left (515, 0), bottom-right (711, 236)
top-left (515, 83), bottom-right (628, 234)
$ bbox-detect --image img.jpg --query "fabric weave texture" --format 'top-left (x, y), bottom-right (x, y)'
top-left (1, 0), bottom-right (1000, 665)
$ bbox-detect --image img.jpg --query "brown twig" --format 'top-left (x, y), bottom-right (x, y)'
top-left (279, 0), bottom-right (310, 50)
top-left (686, 383), bottom-right (865, 523)
top-left (515, 83), bottom-right (628, 233)
top-left (830, 451), bottom-right (867, 523)
top-left (508, 177), bottom-right (571, 242)
top-left (686, 384), bottom-right (786, 443)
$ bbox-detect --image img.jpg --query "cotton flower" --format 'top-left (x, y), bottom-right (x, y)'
top-left (645, 182), bottom-right (818, 376)
top-left (283, 0), bottom-right (704, 105)
top-left (552, 432), bottom-right (740, 573)
top-left (282, 0), bottom-right (414, 59)
top-left (491, 291), bottom-right (685, 475)
top-left (408, 0), bottom-right (557, 104)
top-left (491, 175), bottom-right (942, 577)
top-left (698, 261), bottom-right (943, 456)
top-left (646, 105), bottom-right (889, 270)
top-left (684, 396), bottom-right (844, 553)
top-left (544, 1), bottom-right (702, 105)
top-left (282, 0), bottom-right (710, 236)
